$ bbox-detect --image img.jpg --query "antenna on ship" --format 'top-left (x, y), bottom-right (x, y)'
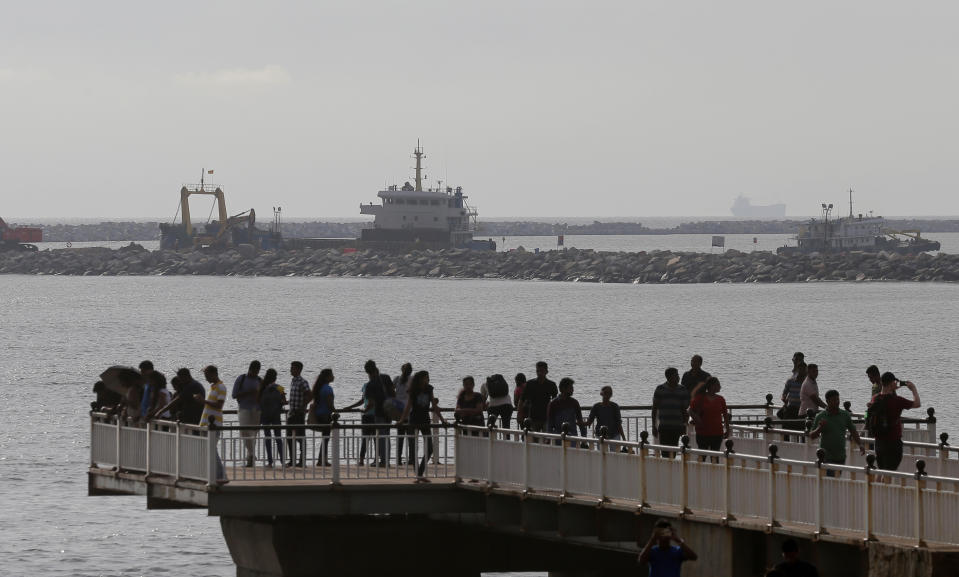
top-left (414, 140), bottom-right (425, 192)
top-left (848, 187), bottom-right (854, 218)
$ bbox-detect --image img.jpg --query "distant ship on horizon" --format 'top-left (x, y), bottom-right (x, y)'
top-left (730, 195), bottom-right (786, 218)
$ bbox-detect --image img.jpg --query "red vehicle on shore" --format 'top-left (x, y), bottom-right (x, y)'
top-left (0, 217), bottom-right (42, 251)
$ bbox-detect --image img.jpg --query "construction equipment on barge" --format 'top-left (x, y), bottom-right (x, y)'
top-left (159, 170), bottom-right (282, 250)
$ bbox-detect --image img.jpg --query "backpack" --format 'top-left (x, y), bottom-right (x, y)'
top-left (866, 394), bottom-right (891, 437)
top-left (260, 385), bottom-right (285, 417)
top-left (487, 374), bottom-right (509, 399)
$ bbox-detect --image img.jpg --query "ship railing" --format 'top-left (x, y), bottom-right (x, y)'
top-left (455, 424), bottom-right (959, 547)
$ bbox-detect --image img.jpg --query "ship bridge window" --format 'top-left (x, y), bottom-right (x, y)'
top-left (414, 216), bottom-right (418, 221)
top-left (395, 199), bottom-right (405, 205)
top-left (434, 217), bottom-right (439, 221)
top-left (430, 200), bottom-right (440, 206)
top-left (419, 199), bottom-right (429, 205)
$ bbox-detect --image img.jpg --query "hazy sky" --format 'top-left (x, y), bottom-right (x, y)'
top-left (3, 1), bottom-right (958, 220)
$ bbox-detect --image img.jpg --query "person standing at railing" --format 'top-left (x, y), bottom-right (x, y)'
top-left (680, 355), bottom-right (710, 390)
top-left (392, 363), bottom-right (414, 467)
top-left (232, 361), bottom-right (263, 468)
top-left (310, 369), bottom-right (335, 467)
top-left (688, 377), bottom-right (729, 460)
top-left (652, 367), bottom-right (689, 458)
top-left (455, 376), bottom-right (487, 428)
top-left (513, 373), bottom-right (528, 425)
top-left (790, 352), bottom-right (805, 379)
top-left (258, 369), bottom-right (286, 468)
top-left (869, 372), bottom-right (921, 473)
top-left (137, 360), bottom-right (155, 422)
top-left (144, 372), bottom-right (172, 421)
top-left (779, 362), bottom-right (807, 439)
top-left (809, 389), bottom-right (865, 477)
top-left (199, 365), bottom-right (227, 482)
top-left (798, 364), bottom-right (825, 420)
top-left (547, 378), bottom-right (587, 440)
top-left (343, 360), bottom-right (388, 467)
top-left (286, 361), bottom-right (311, 468)
top-left (520, 361), bottom-right (558, 432)
top-left (398, 370), bottom-right (435, 482)
top-left (586, 386), bottom-right (625, 442)
top-left (170, 368), bottom-right (206, 425)
top-left (637, 519), bottom-right (697, 576)
top-left (481, 374), bottom-right (513, 429)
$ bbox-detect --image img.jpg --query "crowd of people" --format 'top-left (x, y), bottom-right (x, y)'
top-left (92, 351), bottom-right (924, 482)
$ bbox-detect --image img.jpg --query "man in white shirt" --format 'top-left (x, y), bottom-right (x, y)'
top-left (799, 363), bottom-right (826, 419)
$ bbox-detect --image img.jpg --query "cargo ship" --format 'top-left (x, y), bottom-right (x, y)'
top-left (730, 195), bottom-right (787, 218)
top-left (359, 144), bottom-right (494, 250)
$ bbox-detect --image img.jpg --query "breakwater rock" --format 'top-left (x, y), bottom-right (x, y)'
top-left (3, 244), bottom-right (959, 283)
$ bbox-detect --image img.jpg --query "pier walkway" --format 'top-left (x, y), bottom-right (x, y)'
top-left (88, 405), bottom-right (959, 577)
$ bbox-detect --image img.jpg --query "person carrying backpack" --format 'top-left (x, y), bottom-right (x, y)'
top-left (867, 372), bottom-right (920, 472)
top-left (258, 368), bottom-right (287, 467)
top-left (482, 373), bottom-right (513, 429)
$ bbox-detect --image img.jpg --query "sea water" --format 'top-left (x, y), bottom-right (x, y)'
top-left (1, 275), bottom-right (956, 576)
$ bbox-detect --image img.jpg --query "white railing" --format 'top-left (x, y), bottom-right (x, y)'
top-left (454, 425), bottom-right (959, 547)
top-left (89, 413), bottom-right (456, 485)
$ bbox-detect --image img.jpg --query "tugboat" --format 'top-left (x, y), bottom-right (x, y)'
top-left (359, 143), bottom-right (494, 250)
top-left (777, 190), bottom-right (940, 255)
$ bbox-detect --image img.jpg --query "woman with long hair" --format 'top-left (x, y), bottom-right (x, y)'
top-left (258, 368), bottom-right (287, 467)
top-left (399, 370), bottom-right (435, 482)
top-left (310, 368), bottom-right (335, 466)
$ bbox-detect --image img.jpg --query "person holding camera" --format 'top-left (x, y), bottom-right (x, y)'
top-left (637, 519), bottom-right (697, 576)
top-left (868, 372), bottom-right (921, 472)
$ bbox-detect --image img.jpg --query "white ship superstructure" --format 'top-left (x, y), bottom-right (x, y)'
top-left (360, 144), bottom-right (480, 247)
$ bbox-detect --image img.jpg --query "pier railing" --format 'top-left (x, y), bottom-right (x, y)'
top-left (454, 424), bottom-right (959, 547)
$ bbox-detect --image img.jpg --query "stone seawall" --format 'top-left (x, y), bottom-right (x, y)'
top-left (2, 244), bottom-right (958, 282)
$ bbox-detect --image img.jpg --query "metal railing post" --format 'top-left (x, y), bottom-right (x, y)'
top-left (765, 393), bottom-right (774, 420)
top-left (145, 423), bottom-right (151, 476)
top-left (599, 427), bottom-right (609, 503)
top-left (926, 409), bottom-right (936, 445)
top-left (939, 433), bottom-right (950, 482)
top-left (207, 425), bottom-right (217, 487)
top-left (89, 413), bottom-right (95, 467)
top-left (560, 424), bottom-right (569, 500)
top-left (115, 416), bottom-right (122, 471)
top-left (815, 448), bottom-right (825, 537)
top-left (863, 453), bottom-right (876, 541)
top-left (522, 421), bottom-right (531, 495)
top-left (767, 445), bottom-right (779, 531)
top-left (680, 435), bottom-right (690, 515)
top-left (455, 425), bottom-right (462, 482)
top-left (639, 430), bottom-right (648, 507)
top-left (915, 460), bottom-right (928, 547)
top-left (331, 426), bottom-right (341, 485)
top-left (487, 423), bottom-right (495, 488)
top-left (175, 422), bottom-right (181, 481)
top-left (723, 439), bottom-right (735, 524)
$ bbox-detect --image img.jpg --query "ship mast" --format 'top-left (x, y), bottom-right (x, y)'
top-left (414, 140), bottom-right (425, 192)
top-left (849, 187), bottom-right (854, 218)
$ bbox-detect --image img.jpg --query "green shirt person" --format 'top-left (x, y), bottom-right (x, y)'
top-left (809, 389), bottom-right (865, 477)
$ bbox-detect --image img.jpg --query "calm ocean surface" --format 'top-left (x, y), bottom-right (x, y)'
top-left (2, 275), bottom-right (957, 576)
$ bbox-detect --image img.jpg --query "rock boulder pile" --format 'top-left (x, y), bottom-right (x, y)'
top-left (2, 243), bottom-right (957, 283)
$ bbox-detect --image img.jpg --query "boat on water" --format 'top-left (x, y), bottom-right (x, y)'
top-left (777, 193), bottom-right (940, 255)
top-left (730, 195), bottom-right (786, 218)
top-left (359, 144), bottom-right (494, 250)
